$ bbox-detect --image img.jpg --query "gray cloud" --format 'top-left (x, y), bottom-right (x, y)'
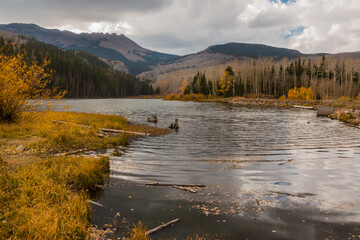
top-left (0, 0), bottom-right (360, 55)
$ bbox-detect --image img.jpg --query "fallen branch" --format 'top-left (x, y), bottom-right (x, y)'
top-left (146, 182), bottom-right (206, 188)
top-left (293, 105), bottom-right (315, 110)
top-left (171, 185), bottom-right (197, 193)
top-left (146, 218), bottom-right (181, 235)
top-left (99, 128), bottom-right (150, 136)
top-left (88, 200), bottom-right (105, 208)
top-left (268, 191), bottom-right (315, 198)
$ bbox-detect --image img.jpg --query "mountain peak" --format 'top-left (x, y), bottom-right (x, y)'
top-left (0, 23), bottom-right (178, 74)
top-left (205, 42), bottom-right (303, 58)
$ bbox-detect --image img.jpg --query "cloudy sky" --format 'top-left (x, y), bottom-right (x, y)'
top-left (1, 0), bottom-right (359, 55)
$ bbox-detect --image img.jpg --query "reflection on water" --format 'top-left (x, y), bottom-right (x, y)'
top-left (62, 99), bottom-right (360, 239)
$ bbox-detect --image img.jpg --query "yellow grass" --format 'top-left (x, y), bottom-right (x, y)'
top-left (164, 93), bottom-right (181, 101)
top-left (0, 155), bottom-right (109, 239)
top-left (0, 111), bottom-right (170, 239)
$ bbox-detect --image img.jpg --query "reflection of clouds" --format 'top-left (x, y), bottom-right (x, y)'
top-left (67, 100), bottom-right (360, 223)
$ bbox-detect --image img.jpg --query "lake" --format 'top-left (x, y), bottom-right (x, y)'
top-left (62, 99), bottom-right (360, 239)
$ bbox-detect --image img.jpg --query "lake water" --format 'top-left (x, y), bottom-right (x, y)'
top-left (62, 99), bottom-right (360, 239)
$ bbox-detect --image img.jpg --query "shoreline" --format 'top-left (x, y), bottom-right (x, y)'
top-left (0, 111), bottom-right (169, 239)
top-left (163, 96), bottom-right (360, 127)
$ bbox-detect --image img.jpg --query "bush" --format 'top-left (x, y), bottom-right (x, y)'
top-left (164, 93), bottom-right (181, 101)
top-left (182, 94), bottom-right (205, 101)
top-left (338, 96), bottom-right (353, 101)
top-left (0, 53), bottom-right (64, 122)
top-left (287, 87), bottom-right (314, 100)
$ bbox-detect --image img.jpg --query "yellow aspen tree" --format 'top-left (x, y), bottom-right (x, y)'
top-left (179, 79), bottom-right (189, 95)
top-left (0, 53), bottom-right (64, 121)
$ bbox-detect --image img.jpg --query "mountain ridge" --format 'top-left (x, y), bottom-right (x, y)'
top-left (0, 23), bottom-right (178, 74)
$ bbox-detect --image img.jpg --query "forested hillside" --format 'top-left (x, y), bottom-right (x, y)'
top-left (0, 23), bottom-right (178, 75)
top-left (178, 56), bottom-right (360, 100)
top-left (0, 33), bottom-right (157, 98)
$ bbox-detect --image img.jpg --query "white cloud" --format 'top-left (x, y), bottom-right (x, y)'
top-left (0, 0), bottom-right (360, 55)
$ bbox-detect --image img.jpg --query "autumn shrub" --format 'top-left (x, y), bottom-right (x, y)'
top-left (0, 53), bottom-right (64, 122)
top-left (279, 95), bottom-right (287, 100)
top-left (338, 113), bottom-right (355, 123)
top-left (164, 93), bottom-right (181, 101)
top-left (287, 87), bottom-right (314, 100)
top-left (182, 93), bottom-right (205, 101)
top-left (338, 96), bottom-right (353, 101)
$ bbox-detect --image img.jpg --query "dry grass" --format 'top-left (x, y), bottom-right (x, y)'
top-left (0, 111), bottom-right (170, 239)
top-left (164, 93), bottom-right (181, 101)
top-left (164, 93), bottom-right (206, 102)
top-left (0, 155), bottom-right (109, 239)
top-left (128, 222), bottom-right (150, 240)
top-left (0, 111), bottom-right (169, 157)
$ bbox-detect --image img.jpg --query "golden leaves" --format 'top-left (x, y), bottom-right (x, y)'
top-left (0, 53), bottom-right (65, 121)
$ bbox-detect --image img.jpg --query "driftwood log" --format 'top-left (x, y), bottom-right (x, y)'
top-left (146, 218), bottom-right (181, 235)
top-left (146, 182), bottom-right (205, 188)
top-left (293, 105), bottom-right (315, 110)
top-left (146, 182), bottom-right (205, 193)
top-left (268, 191), bottom-right (315, 198)
top-left (171, 185), bottom-right (198, 193)
top-left (99, 128), bottom-right (150, 136)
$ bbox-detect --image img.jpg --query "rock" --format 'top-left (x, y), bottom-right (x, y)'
top-left (98, 133), bottom-right (104, 138)
top-left (16, 145), bottom-right (25, 152)
top-left (317, 105), bottom-right (334, 116)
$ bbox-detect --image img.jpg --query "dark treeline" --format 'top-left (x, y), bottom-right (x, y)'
top-left (184, 56), bottom-right (360, 100)
top-left (0, 36), bottom-right (158, 98)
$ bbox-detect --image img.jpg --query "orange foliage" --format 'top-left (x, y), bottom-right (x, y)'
top-left (218, 70), bottom-right (234, 97)
top-left (287, 87), bottom-right (314, 100)
top-left (182, 94), bottom-right (205, 101)
top-left (164, 93), bottom-right (181, 101)
top-left (0, 53), bottom-right (64, 121)
top-left (179, 79), bottom-right (189, 94)
top-left (279, 95), bottom-right (287, 100)
top-left (338, 96), bottom-right (352, 101)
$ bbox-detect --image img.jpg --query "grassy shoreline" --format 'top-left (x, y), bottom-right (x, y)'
top-left (0, 111), bottom-right (169, 239)
top-left (163, 94), bottom-right (360, 126)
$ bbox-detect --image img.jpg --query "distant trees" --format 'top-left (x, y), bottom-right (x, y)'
top-left (217, 66), bottom-right (234, 97)
top-left (0, 37), bottom-right (155, 98)
top-left (182, 71), bottom-right (212, 97)
top-left (182, 56), bottom-right (360, 100)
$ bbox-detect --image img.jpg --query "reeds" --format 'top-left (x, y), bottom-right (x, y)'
top-left (0, 156), bottom-right (110, 239)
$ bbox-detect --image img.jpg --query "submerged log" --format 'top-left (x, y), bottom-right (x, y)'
top-left (146, 218), bottom-right (181, 235)
top-left (146, 182), bottom-right (206, 188)
top-left (268, 191), bottom-right (315, 198)
top-left (171, 185), bottom-right (198, 193)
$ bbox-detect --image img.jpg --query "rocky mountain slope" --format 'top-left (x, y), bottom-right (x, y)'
top-left (0, 23), bottom-right (178, 74)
